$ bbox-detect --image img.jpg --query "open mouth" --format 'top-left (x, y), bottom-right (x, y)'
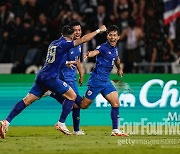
top-left (75, 35), bottom-right (80, 38)
top-left (110, 39), bottom-right (116, 42)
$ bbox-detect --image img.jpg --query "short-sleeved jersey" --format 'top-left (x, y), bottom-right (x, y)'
top-left (59, 45), bottom-right (81, 81)
top-left (38, 37), bottom-right (74, 79)
top-left (91, 41), bottom-right (119, 81)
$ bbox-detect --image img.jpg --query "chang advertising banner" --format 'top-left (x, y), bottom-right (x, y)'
top-left (0, 74), bottom-right (179, 130)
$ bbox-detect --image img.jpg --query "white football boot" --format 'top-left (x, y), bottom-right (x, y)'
top-left (55, 122), bottom-right (72, 135)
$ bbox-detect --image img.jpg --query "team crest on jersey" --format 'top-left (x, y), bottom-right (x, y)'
top-left (87, 90), bottom-right (92, 96)
top-left (71, 51), bottom-right (74, 54)
top-left (63, 82), bottom-right (67, 87)
top-left (108, 51), bottom-right (112, 54)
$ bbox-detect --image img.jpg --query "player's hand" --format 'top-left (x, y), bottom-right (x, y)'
top-left (99, 25), bottom-right (107, 32)
top-left (79, 75), bottom-right (84, 86)
top-left (83, 51), bottom-right (90, 59)
top-left (117, 68), bottom-right (123, 77)
top-left (66, 61), bottom-right (77, 69)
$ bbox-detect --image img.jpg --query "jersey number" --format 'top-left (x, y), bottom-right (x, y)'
top-left (46, 46), bottom-right (57, 63)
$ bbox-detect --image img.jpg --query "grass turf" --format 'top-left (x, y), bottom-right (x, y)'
top-left (0, 126), bottom-right (179, 154)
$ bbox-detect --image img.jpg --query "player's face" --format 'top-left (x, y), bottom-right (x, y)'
top-left (73, 25), bottom-right (82, 40)
top-left (107, 31), bottom-right (120, 47)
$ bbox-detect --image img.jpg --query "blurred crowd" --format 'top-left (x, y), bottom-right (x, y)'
top-left (0, 0), bottom-right (179, 73)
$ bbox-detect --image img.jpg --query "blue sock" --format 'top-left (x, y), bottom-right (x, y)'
top-left (50, 93), bottom-right (65, 104)
top-left (75, 95), bottom-right (82, 107)
top-left (59, 99), bottom-right (74, 123)
top-left (111, 107), bottom-right (119, 129)
top-left (72, 108), bottom-right (80, 131)
top-left (6, 100), bottom-right (27, 123)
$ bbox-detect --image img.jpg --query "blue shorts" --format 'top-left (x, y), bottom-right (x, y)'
top-left (29, 75), bottom-right (70, 97)
top-left (64, 80), bottom-right (79, 95)
top-left (48, 80), bottom-right (79, 104)
top-left (84, 76), bottom-right (116, 100)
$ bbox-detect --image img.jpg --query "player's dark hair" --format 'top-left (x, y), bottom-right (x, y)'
top-left (107, 25), bottom-right (120, 35)
top-left (69, 21), bottom-right (81, 27)
top-left (62, 25), bottom-right (74, 37)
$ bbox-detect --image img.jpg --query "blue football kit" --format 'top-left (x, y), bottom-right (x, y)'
top-left (29, 37), bottom-right (75, 97)
top-left (59, 45), bottom-right (82, 94)
top-left (85, 41), bottom-right (118, 100)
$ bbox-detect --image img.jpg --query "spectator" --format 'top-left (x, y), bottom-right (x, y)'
top-left (117, 10), bottom-right (132, 62)
top-left (120, 18), bottom-right (144, 73)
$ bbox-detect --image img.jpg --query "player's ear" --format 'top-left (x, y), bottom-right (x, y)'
top-left (118, 35), bottom-right (120, 40)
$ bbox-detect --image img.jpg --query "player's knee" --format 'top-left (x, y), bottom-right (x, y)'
top-left (67, 93), bottom-right (77, 101)
top-left (111, 101), bottom-right (120, 107)
top-left (80, 102), bottom-right (89, 109)
top-left (23, 97), bottom-right (33, 106)
top-left (71, 93), bottom-right (77, 100)
top-left (23, 94), bottom-right (37, 106)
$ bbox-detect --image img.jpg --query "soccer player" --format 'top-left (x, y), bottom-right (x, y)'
top-left (0, 24), bottom-right (107, 139)
top-left (45, 21), bottom-right (85, 135)
top-left (80, 25), bottom-right (128, 136)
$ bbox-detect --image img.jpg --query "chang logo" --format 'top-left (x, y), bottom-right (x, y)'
top-left (140, 79), bottom-right (180, 108)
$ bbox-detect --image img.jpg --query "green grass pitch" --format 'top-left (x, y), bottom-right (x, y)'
top-left (0, 126), bottom-right (179, 154)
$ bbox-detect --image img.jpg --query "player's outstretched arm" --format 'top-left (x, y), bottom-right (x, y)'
top-left (84, 50), bottom-right (100, 59)
top-left (74, 25), bottom-right (106, 46)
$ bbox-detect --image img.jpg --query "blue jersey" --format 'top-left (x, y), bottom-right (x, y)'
top-left (91, 41), bottom-right (118, 81)
top-left (60, 45), bottom-right (81, 81)
top-left (38, 37), bottom-right (74, 79)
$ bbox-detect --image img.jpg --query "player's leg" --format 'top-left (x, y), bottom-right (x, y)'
top-left (80, 86), bottom-right (100, 109)
top-left (6, 93), bottom-right (38, 124)
top-left (54, 87), bottom-right (76, 135)
top-left (50, 93), bottom-right (65, 104)
top-left (0, 82), bottom-right (44, 139)
top-left (67, 81), bottom-right (85, 135)
top-left (42, 78), bottom-right (76, 135)
top-left (68, 81), bottom-right (80, 133)
top-left (102, 81), bottom-right (128, 136)
top-left (39, 80), bottom-right (84, 135)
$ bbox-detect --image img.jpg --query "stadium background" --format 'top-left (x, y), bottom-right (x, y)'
top-left (0, 74), bottom-right (179, 126)
top-left (0, 0), bottom-right (179, 126)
